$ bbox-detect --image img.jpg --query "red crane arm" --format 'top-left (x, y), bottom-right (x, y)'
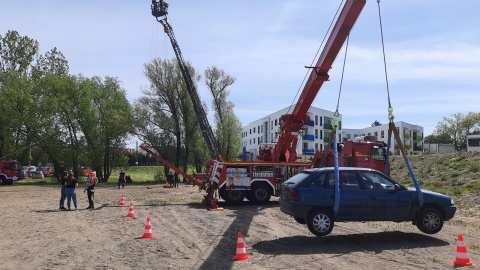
top-left (273, 0), bottom-right (366, 162)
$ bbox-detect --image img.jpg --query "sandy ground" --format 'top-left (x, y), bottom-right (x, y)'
top-left (1, 183), bottom-right (479, 270)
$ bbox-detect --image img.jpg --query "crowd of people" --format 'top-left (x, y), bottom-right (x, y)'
top-left (58, 168), bottom-right (190, 210)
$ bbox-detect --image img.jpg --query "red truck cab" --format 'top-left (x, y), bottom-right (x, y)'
top-left (0, 160), bottom-right (21, 185)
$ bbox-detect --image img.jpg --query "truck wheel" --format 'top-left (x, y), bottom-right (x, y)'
top-left (250, 183), bottom-right (271, 205)
top-left (221, 189), bottom-right (245, 205)
top-left (6, 179), bottom-right (13, 185)
top-left (416, 208), bottom-right (444, 234)
top-left (307, 209), bottom-right (334, 237)
top-left (0, 176), bottom-right (5, 185)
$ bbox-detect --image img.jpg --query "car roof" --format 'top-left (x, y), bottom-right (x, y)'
top-left (303, 167), bottom-right (379, 173)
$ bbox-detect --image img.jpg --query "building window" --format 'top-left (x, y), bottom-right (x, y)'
top-left (253, 138), bottom-right (256, 144)
top-left (315, 143), bottom-right (318, 150)
top-left (381, 130), bottom-right (384, 138)
top-left (271, 121), bottom-right (273, 130)
top-left (250, 129), bottom-right (251, 134)
top-left (258, 126), bottom-right (260, 134)
top-left (374, 132), bottom-right (378, 138)
top-left (253, 127), bottom-right (256, 133)
top-left (315, 129), bottom-right (318, 139)
top-left (320, 117), bottom-right (323, 126)
top-left (315, 115), bottom-right (318, 125)
top-left (249, 139), bottom-right (251, 145)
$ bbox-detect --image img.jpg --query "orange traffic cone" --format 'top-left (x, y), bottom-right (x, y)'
top-left (453, 234), bottom-right (474, 266)
top-left (141, 217), bottom-right (154, 238)
top-left (118, 194), bottom-right (125, 206)
top-left (126, 202), bottom-right (135, 218)
top-left (232, 231), bottom-right (249, 261)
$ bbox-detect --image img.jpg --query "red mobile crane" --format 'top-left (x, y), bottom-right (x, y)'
top-left (257, 0), bottom-right (388, 174)
top-left (148, 0), bottom-right (387, 208)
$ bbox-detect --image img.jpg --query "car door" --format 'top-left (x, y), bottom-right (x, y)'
top-left (359, 171), bottom-right (413, 221)
top-left (324, 171), bottom-right (367, 220)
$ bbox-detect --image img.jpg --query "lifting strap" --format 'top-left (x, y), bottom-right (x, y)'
top-left (387, 121), bottom-right (424, 207)
top-left (376, 0), bottom-right (424, 207)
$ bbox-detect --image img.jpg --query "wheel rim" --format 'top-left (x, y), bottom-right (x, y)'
top-left (422, 212), bottom-right (441, 230)
top-left (312, 213), bottom-right (331, 232)
top-left (254, 188), bottom-right (267, 200)
top-left (229, 190), bottom-right (242, 200)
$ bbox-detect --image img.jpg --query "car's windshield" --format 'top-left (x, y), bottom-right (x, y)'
top-left (283, 172), bottom-right (311, 185)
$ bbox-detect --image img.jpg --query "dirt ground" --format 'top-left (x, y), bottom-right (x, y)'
top-left (1, 183), bottom-right (479, 270)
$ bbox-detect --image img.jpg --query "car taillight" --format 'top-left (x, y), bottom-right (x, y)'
top-left (289, 192), bottom-right (301, 201)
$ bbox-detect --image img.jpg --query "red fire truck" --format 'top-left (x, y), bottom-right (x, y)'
top-left (0, 160), bottom-right (21, 185)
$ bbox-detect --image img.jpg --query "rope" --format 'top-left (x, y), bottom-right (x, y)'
top-left (286, 0), bottom-right (345, 115)
top-left (376, 0), bottom-right (394, 121)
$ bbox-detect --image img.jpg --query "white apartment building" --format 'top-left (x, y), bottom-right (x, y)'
top-left (342, 121), bottom-right (424, 155)
top-left (240, 106), bottom-right (342, 161)
top-left (241, 106), bottom-right (424, 160)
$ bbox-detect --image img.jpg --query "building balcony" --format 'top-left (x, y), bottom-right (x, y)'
top-left (305, 120), bottom-right (314, 127)
top-left (302, 148), bottom-right (315, 155)
top-left (324, 123), bottom-right (334, 130)
top-left (413, 135), bottom-right (423, 141)
top-left (404, 134), bottom-right (411, 139)
top-left (302, 134), bottom-right (314, 141)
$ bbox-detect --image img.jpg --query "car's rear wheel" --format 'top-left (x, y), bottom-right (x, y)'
top-left (416, 208), bottom-right (444, 234)
top-left (294, 217), bottom-right (306, 224)
top-left (307, 209), bottom-right (334, 237)
top-left (250, 183), bottom-right (271, 205)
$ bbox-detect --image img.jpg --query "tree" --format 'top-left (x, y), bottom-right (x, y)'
top-left (434, 112), bottom-right (480, 150)
top-left (205, 66), bottom-right (241, 161)
top-left (136, 58), bottom-right (198, 174)
top-left (0, 30), bottom-right (39, 76)
top-left (371, 120), bottom-right (381, 127)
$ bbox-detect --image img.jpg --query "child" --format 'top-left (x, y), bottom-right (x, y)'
top-left (84, 171), bottom-right (97, 209)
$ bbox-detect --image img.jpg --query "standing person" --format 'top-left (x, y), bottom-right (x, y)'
top-left (167, 172), bottom-right (173, 187)
top-left (174, 172), bottom-right (179, 188)
top-left (118, 168), bottom-right (125, 189)
top-left (65, 171), bottom-right (78, 210)
top-left (84, 171), bottom-right (97, 209)
top-left (58, 171), bottom-right (68, 210)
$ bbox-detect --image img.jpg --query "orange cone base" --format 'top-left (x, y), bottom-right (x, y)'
top-left (233, 253), bottom-right (249, 261)
top-left (142, 233), bottom-right (154, 239)
top-left (453, 260), bottom-right (473, 267)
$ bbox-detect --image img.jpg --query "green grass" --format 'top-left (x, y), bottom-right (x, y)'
top-left (14, 166), bottom-right (177, 186)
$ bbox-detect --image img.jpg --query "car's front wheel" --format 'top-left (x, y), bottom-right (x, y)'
top-left (307, 209), bottom-right (334, 237)
top-left (416, 208), bottom-right (444, 234)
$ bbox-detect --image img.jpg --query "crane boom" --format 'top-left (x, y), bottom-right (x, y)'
top-left (273, 0), bottom-right (366, 162)
top-left (151, 0), bottom-right (220, 158)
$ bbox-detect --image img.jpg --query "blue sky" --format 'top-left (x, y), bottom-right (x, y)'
top-left (2, 1), bottom-right (480, 138)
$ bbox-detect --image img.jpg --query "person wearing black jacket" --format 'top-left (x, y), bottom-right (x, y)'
top-left (84, 171), bottom-right (97, 209)
top-left (58, 171), bottom-right (68, 210)
top-left (65, 171), bottom-right (78, 210)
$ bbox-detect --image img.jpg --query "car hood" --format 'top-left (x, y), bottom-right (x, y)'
top-left (408, 188), bottom-right (453, 205)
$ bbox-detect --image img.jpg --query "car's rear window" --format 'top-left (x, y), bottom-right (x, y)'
top-left (283, 172), bottom-right (312, 186)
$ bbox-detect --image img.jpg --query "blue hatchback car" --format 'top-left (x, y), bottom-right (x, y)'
top-left (279, 167), bottom-right (456, 237)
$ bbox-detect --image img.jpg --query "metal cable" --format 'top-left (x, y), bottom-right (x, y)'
top-left (287, 0), bottom-right (345, 115)
top-left (376, 0), bottom-right (394, 120)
